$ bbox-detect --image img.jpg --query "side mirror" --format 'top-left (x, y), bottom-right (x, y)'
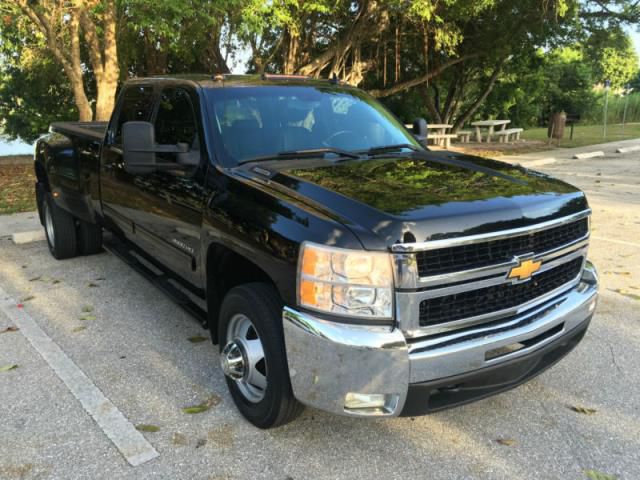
top-left (123, 121), bottom-right (157, 174)
top-left (412, 118), bottom-right (428, 143)
top-left (122, 121), bottom-right (193, 174)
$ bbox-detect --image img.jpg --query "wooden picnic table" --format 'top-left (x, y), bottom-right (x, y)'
top-left (471, 120), bottom-right (510, 143)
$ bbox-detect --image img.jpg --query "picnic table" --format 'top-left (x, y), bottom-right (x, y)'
top-left (471, 120), bottom-right (510, 143)
top-left (404, 123), bottom-right (457, 148)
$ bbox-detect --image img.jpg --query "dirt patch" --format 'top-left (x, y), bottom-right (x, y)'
top-left (207, 424), bottom-right (235, 448)
top-left (447, 140), bottom-right (551, 158)
top-left (0, 164), bottom-right (36, 215)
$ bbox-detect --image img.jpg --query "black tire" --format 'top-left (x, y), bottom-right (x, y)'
top-left (43, 193), bottom-right (78, 260)
top-left (218, 283), bottom-right (303, 428)
top-left (78, 220), bottom-right (103, 255)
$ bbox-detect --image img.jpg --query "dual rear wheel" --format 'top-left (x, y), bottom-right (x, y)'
top-left (41, 192), bottom-right (102, 259)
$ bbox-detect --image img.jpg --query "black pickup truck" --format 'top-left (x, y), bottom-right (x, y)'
top-left (34, 74), bottom-right (598, 428)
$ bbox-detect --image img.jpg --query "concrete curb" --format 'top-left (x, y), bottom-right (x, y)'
top-left (521, 157), bottom-right (556, 167)
top-left (616, 145), bottom-right (640, 154)
top-left (12, 230), bottom-right (45, 244)
top-left (573, 151), bottom-right (605, 160)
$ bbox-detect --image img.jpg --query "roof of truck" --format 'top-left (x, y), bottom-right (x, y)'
top-left (126, 73), bottom-right (354, 90)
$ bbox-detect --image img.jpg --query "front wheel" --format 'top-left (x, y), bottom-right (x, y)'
top-left (218, 283), bottom-right (303, 428)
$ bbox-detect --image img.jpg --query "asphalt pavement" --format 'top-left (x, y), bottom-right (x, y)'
top-left (1, 145), bottom-right (639, 480)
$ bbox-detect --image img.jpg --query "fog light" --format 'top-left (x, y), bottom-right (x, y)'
top-left (344, 393), bottom-right (399, 415)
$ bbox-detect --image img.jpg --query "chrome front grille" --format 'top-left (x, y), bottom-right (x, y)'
top-left (418, 257), bottom-right (583, 325)
top-left (414, 218), bottom-right (588, 276)
top-left (392, 210), bottom-right (591, 338)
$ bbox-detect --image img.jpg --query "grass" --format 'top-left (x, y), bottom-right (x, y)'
top-left (0, 164), bottom-right (36, 215)
top-left (522, 122), bottom-right (640, 148)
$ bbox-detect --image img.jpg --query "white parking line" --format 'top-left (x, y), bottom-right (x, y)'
top-left (0, 285), bottom-right (159, 467)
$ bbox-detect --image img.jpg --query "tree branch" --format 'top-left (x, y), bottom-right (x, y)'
top-left (368, 55), bottom-right (477, 97)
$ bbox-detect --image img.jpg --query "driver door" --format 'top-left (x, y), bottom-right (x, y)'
top-left (103, 85), bottom-right (208, 287)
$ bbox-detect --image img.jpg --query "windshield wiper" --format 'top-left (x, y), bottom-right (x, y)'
top-left (239, 147), bottom-right (360, 165)
top-left (362, 144), bottom-right (421, 156)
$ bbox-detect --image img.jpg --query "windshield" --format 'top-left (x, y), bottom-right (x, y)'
top-left (204, 85), bottom-right (422, 165)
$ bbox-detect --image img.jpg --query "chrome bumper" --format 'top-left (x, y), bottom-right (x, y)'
top-left (282, 263), bottom-right (598, 417)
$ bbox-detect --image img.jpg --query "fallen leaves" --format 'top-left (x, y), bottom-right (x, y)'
top-left (495, 438), bottom-right (517, 446)
top-left (584, 469), bottom-right (617, 480)
top-left (79, 305), bottom-right (96, 321)
top-left (571, 406), bottom-right (597, 415)
top-left (72, 326), bottom-right (87, 333)
top-left (0, 364), bottom-right (18, 372)
top-left (20, 295), bottom-right (35, 303)
top-left (135, 424), bottom-right (160, 433)
top-left (187, 336), bottom-right (207, 343)
top-left (182, 394), bottom-right (221, 414)
top-left (0, 326), bottom-right (19, 334)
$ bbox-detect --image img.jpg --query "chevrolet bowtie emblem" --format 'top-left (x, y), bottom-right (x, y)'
top-left (508, 259), bottom-right (542, 281)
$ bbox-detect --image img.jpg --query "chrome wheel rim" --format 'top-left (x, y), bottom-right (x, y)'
top-left (221, 313), bottom-right (267, 403)
top-left (44, 202), bottom-right (55, 247)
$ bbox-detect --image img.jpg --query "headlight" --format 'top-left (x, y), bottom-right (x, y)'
top-left (297, 242), bottom-right (394, 320)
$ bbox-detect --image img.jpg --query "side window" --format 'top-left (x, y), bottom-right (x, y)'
top-left (155, 88), bottom-right (198, 149)
top-left (112, 85), bottom-right (155, 145)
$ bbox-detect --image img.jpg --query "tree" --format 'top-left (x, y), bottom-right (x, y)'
top-left (0, 50), bottom-right (77, 142)
top-left (583, 28), bottom-right (639, 87)
top-left (3, 0), bottom-right (119, 121)
top-left (0, 0), bottom-right (242, 139)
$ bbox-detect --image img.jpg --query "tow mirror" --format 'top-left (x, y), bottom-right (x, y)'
top-left (412, 118), bottom-right (428, 143)
top-left (122, 121), bottom-right (191, 174)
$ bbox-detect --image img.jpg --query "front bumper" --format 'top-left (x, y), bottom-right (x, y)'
top-left (282, 263), bottom-right (598, 417)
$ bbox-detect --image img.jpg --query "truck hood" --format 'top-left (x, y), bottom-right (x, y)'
top-left (245, 152), bottom-right (589, 250)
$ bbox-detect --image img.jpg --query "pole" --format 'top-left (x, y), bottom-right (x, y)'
top-left (603, 79), bottom-right (610, 139)
top-left (622, 85), bottom-right (633, 133)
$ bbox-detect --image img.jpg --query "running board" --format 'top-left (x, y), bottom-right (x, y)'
top-left (103, 234), bottom-right (208, 330)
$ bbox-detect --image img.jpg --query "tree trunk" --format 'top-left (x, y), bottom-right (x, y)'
top-left (68, 70), bottom-right (93, 121)
top-left (15, 0), bottom-right (93, 120)
top-left (79, 0), bottom-right (120, 121)
top-left (452, 58), bottom-right (507, 131)
top-left (297, 0), bottom-right (382, 78)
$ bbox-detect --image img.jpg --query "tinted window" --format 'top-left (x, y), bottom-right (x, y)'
top-left (206, 86), bottom-right (420, 164)
top-left (155, 88), bottom-right (198, 148)
top-left (113, 85), bottom-right (155, 145)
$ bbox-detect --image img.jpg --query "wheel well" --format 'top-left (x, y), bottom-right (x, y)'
top-left (35, 160), bottom-right (49, 189)
top-left (206, 245), bottom-right (278, 344)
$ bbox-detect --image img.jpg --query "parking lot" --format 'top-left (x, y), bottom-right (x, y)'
top-left (1, 149), bottom-right (639, 480)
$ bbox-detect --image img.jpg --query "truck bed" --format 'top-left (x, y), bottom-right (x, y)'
top-left (50, 121), bottom-right (108, 142)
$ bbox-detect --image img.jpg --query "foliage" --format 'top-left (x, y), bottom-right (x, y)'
top-left (0, 52), bottom-right (77, 143)
top-left (0, 0), bottom-right (639, 142)
top-left (583, 27), bottom-right (639, 87)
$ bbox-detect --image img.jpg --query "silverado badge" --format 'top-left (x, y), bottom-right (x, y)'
top-left (508, 258), bottom-right (542, 282)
